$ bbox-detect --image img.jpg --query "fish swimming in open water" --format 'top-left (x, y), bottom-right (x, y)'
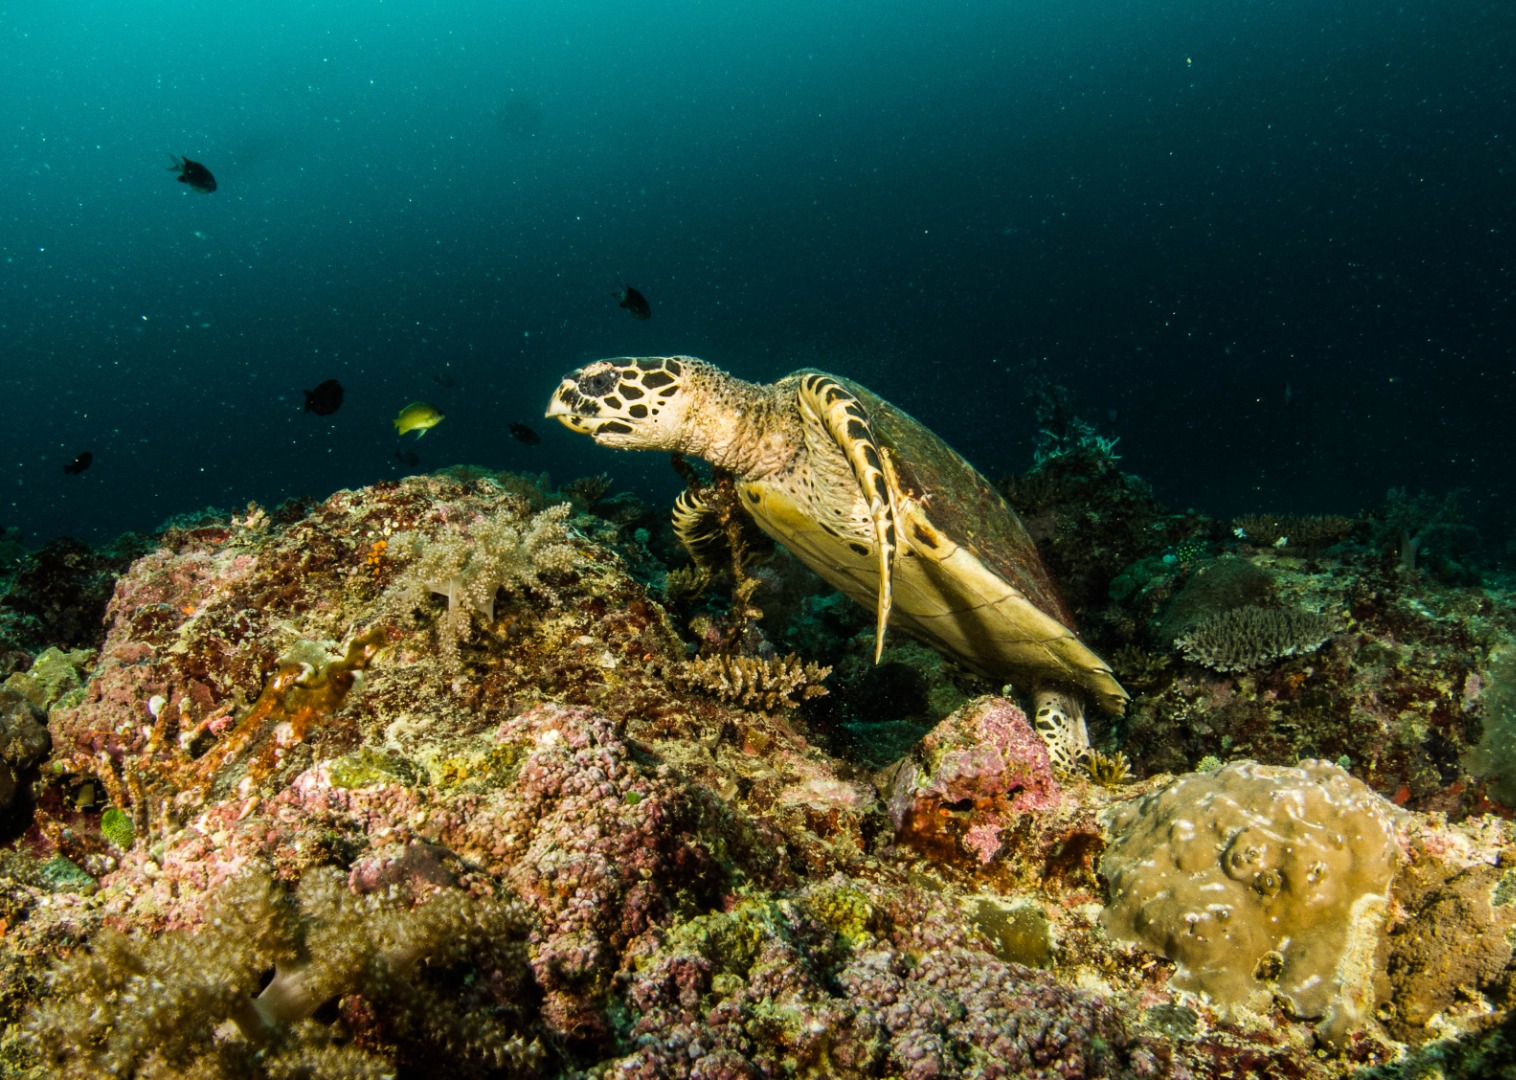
top-left (393, 402), bottom-right (445, 438)
top-left (616, 284), bottom-right (651, 320)
top-left (168, 155), bottom-right (217, 193)
top-left (303, 379), bottom-right (344, 416)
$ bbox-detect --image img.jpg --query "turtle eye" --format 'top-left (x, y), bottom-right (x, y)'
top-left (579, 369), bottom-right (621, 398)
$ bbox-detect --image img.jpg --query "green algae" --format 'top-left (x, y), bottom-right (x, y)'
top-left (327, 745), bottom-right (422, 790)
top-left (99, 807), bottom-right (136, 849)
top-left (968, 896), bottom-right (1054, 968)
top-left (38, 855), bottom-right (96, 895)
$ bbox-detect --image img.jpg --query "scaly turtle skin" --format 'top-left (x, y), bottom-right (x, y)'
top-left (546, 356), bottom-right (1127, 762)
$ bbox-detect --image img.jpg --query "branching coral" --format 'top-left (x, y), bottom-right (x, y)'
top-left (19, 865), bottom-right (541, 1079)
top-left (383, 502), bottom-right (579, 670)
top-left (189, 626), bottom-right (387, 786)
top-left (668, 653), bottom-right (831, 711)
top-left (1174, 605), bottom-right (1336, 673)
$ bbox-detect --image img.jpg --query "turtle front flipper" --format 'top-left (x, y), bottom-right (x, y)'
top-left (671, 489), bottom-right (727, 573)
top-left (797, 373), bottom-right (898, 662)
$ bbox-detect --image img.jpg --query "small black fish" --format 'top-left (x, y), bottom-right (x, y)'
top-left (395, 450), bottom-right (420, 467)
top-left (509, 422), bottom-right (541, 445)
top-left (63, 451), bottom-right (93, 475)
top-left (168, 155), bottom-right (217, 193)
top-left (432, 373), bottom-right (456, 388)
top-left (616, 283), bottom-right (651, 320)
top-left (303, 379), bottom-right (344, 416)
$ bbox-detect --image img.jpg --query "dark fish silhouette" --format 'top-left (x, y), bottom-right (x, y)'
top-left (616, 284), bottom-right (651, 320)
top-left (303, 379), bottom-right (344, 416)
top-left (395, 450), bottom-right (420, 466)
top-left (168, 155), bottom-right (217, 193)
top-left (509, 422), bottom-right (541, 445)
top-left (63, 451), bottom-right (93, 475)
top-left (431, 373), bottom-right (456, 388)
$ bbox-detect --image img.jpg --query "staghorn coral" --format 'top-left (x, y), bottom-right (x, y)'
top-left (1100, 760), bottom-right (1403, 1047)
top-left (668, 652), bottom-right (830, 711)
top-left (382, 501), bottom-right (579, 671)
top-left (1174, 604), bottom-right (1336, 672)
top-left (18, 864), bottom-right (541, 1079)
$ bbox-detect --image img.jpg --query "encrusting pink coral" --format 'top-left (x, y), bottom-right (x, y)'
top-left (886, 695), bottom-right (1060, 864)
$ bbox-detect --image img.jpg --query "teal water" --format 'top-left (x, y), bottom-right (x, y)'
top-left (2, 1), bottom-right (1512, 552)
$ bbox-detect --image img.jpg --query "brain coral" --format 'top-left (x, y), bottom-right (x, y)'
top-left (1099, 760), bottom-right (1402, 1044)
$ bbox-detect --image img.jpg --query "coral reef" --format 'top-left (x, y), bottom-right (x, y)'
top-left (607, 881), bottom-right (1137, 1079)
top-left (1232, 513), bottom-right (1359, 550)
top-left (1114, 535), bottom-right (1512, 812)
top-left (885, 696), bottom-right (1061, 867)
top-left (667, 653), bottom-right (831, 711)
top-left (381, 499), bottom-right (580, 671)
top-left (0, 535), bottom-right (152, 655)
top-left (0, 466), bottom-right (1514, 1079)
top-left (1461, 643), bottom-right (1516, 805)
top-left (1174, 605), bottom-right (1338, 672)
top-left (1101, 760), bottom-right (1402, 1046)
top-left (1373, 487), bottom-right (1478, 575)
top-left (0, 690), bottom-right (47, 825)
top-left (20, 865), bottom-right (539, 1078)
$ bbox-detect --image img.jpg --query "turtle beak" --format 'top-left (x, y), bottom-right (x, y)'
top-left (545, 379), bottom-right (591, 432)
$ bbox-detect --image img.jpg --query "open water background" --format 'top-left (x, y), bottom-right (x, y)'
top-left (2, 1), bottom-right (1513, 556)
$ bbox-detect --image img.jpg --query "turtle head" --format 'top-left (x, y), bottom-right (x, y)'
top-left (545, 356), bottom-right (699, 451)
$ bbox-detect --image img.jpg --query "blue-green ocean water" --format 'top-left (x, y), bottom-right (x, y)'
top-left (3, 1), bottom-right (1512, 551)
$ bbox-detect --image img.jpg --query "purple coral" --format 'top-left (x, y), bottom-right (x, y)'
top-left (609, 884), bottom-right (1133, 1079)
top-left (447, 704), bottom-right (720, 1046)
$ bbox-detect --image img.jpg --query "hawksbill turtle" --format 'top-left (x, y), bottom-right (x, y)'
top-left (545, 355), bottom-right (1127, 768)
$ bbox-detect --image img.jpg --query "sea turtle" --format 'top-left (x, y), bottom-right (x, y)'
top-left (545, 355), bottom-right (1127, 767)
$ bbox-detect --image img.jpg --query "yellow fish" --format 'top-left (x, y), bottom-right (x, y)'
top-left (393, 401), bottom-right (445, 438)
